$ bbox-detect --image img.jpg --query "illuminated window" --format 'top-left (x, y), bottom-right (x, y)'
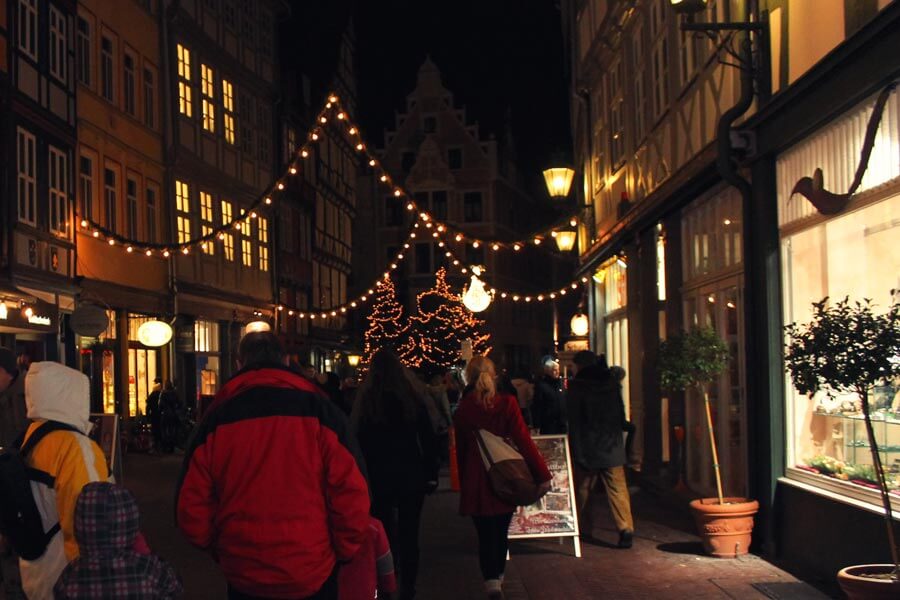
top-left (49, 6), bottom-right (66, 82)
top-left (177, 44), bottom-right (192, 116)
top-left (16, 128), bottom-right (36, 226)
top-left (258, 217), bottom-right (269, 271)
top-left (239, 209), bottom-right (252, 267)
top-left (221, 200), bottom-right (234, 261)
top-left (175, 180), bottom-right (191, 243)
top-left (201, 64), bottom-right (215, 132)
top-left (200, 191), bottom-right (214, 254)
top-left (222, 79), bottom-right (235, 144)
top-left (48, 146), bottom-right (68, 237)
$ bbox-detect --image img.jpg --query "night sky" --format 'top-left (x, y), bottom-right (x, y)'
top-left (281, 0), bottom-right (572, 199)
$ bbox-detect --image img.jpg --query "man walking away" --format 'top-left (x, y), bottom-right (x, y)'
top-left (567, 350), bottom-right (634, 549)
top-left (176, 332), bottom-right (370, 600)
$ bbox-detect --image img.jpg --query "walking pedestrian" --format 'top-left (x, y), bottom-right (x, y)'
top-left (19, 362), bottom-right (110, 600)
top-left (54, 482), bottom-right (182, 599)
top-left (145, 378), bottom-right (162, 452)
top-left (454, 356), bottom-right (552, 600)
top-left (158, 381), bottom-right (180, 453)
top-left (337, 515), bottom-right (397, 600)
top-left (352, 350), bottom-right (440, 600)
top-left (176, 332), bottom-right (370, 600)
top-left (531, 356), bottom-right (567, 434)
top-left (566, 351), bottom-right (635, 548)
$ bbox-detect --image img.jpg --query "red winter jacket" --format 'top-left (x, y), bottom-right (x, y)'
top-left (454, 391), bottom-right (552, 516)
top-left (176, 365), bottom-right (370, 599)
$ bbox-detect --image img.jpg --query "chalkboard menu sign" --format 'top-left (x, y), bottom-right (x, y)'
top-left (508, 434), bottom-right (582, 557)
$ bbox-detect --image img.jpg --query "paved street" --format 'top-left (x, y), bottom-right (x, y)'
top-left (123, 452), bottom-right (839, 599)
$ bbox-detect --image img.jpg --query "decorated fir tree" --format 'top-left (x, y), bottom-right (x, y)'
top-left (362, 276), bottom-right (410, 369)
top-left (408, 268), bottom-right (491, 375)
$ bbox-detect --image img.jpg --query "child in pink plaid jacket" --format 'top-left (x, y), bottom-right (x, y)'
top-left (338, 516), bottom-right (396, 599)
top-left (54, 482), bottom-right (181, 599)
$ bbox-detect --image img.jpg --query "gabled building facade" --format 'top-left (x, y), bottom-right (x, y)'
top-left (1, 0), bottom-right (78, 368)
top-left (356, 58), bottom-right (560, 374)
top-left (562, 0), bottom-right (899, 577)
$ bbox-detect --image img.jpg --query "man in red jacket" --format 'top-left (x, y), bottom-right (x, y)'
top-left (176, 332), bottom-right (370, 599)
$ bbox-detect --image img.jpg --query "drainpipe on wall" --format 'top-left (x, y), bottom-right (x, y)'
top-left (160, 0), bottom-right (179, 380)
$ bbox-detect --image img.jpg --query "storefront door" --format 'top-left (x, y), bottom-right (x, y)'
top-left (684, 278), bottom-right (747, 498)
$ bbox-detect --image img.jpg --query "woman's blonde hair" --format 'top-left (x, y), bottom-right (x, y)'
top-left (465, 355), bottom-right (496, 408)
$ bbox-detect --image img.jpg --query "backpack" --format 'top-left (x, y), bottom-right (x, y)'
top-left (0, 420), bottom-right (82, 560)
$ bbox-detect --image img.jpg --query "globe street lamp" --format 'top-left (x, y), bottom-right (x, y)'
top-left (137, 320), bottom-right (174, 347)
top-left (570, 311), bottom-right (589, 337)
top-left (461, 266), bottom-right (494, 313)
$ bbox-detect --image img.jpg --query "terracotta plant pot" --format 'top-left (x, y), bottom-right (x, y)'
top-left (837, 564), bottom-right (900, 600)
top-left (689, 497), bottom-right (759, 558)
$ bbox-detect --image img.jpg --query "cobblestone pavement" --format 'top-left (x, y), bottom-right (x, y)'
top-left (124, 453), bottom-right (839, 599)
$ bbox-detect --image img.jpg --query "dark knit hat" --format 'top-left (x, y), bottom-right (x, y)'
top-left (0, 348), bottom-right (16, 375)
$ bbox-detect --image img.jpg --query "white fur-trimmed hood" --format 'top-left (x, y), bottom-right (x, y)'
top-left (25, 361), bottom-right (92, 434)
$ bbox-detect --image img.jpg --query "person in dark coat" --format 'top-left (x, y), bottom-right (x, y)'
top-left (352, 350), bottom-right (439, 600)
top-left (158, 381), bottom-right (180, 453)
top-left (54, 482), bottom-right (182, 599)
top-left (454, 356), bottom-right (551, 600)
top-left (531, 356), bottom-right (567, 434)
top-left (145, 378), bottom-right (162, 450)
top-left (567, 350), bottom-right (634, 548)
top-left (0, 347), bottom-right (27, 598)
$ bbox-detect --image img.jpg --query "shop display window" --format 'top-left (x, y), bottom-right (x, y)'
top-left (782, 194), bottom-right (900, 505)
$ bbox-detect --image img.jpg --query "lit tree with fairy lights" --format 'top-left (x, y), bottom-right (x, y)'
top-left (362, 277), bottom-right (412, 369)
top-left (407, 268), bottom-right (491, 375)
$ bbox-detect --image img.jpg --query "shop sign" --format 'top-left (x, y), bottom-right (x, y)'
top-left (27, 314), bottom-right (52, 326)
top-left (176, 326), bottom-right (195, 353)
top-left (70, 303), bottom-right (110, 337)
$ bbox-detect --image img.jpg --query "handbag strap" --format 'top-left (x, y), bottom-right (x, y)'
top-left (474, 430), bottom-right (496, 469)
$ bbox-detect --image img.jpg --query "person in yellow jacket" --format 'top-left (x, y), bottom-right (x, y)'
top-left (19, 362), bottom-right (109, 600)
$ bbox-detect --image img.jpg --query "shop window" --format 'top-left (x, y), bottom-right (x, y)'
top-left (128, 347), bottom-right (157, 417)
top-left (258, 217), bottom-right (269, 271)
top-left (240, 209), bottom-right (252, 267)
top-left (782, 194), bottom-right (900, 505)
top-left (657, 224), bottom-right (666, 301)
top-left (682, 187), bottom-right (742, 282)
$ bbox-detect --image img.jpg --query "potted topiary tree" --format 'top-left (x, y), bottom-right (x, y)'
top-left (657, 327), bottom-right (759, 557)
top-left (784, 296), bottom-right (900, 598)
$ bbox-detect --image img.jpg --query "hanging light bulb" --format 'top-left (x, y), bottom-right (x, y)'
top-left (461, 266), bottom-right (494, 313)
top-left (570, 311), bottom-right (590, 337)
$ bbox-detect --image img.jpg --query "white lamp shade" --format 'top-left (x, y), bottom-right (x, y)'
top-left (555, 230), bottom-right (577, 252)
top-left (462, 274), bottom-right (493, 313)
top-left (570, 312), bottom-right (589, 337)
top-left (137, 320), bottom-right (173, 347)
top-left (245, 320), bottom-right (272, 333)
top-left (542, 167), bottom-right (575, 198)
top-left (669, 0), bottom-right (709, 14)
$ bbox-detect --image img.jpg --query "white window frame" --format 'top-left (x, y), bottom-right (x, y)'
top-left (101, 35), bottom-right (115, 103)
top-left (126, 174), bottom-right (139, 239)
top-left (49, 5), bottom-right (67, 83)
top-left (18, 0), bottom-right (38, 60)
top-left (76, 15), bottom-right (91, 86)
top-left (222, 79), bottom-right (235, 144)
top-left (239, 209), bottom-right (252, 267)
top-left (145, 182), bottom-right (158, 243)
top-left (49, 146), bottom-right (69, 237)
top-left (143, 64), bottom-right (156, 129)
top-left (79, 152), bottom-right (96, 222)
top-left (17, 128), bottom-right (37, 226)
top-left (103, 164), bottom-right (118, 232)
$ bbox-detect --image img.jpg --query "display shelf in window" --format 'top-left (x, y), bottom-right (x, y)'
top-left (796, 384), bottom-right (900, 498)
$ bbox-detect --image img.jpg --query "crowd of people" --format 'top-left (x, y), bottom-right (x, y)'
top-left (0, 337), bottom-right (634, 600)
